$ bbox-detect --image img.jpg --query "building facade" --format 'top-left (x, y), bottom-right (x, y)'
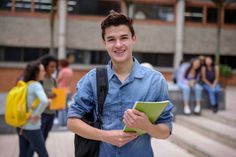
top-left (0, 0), bottom-right (236, 91)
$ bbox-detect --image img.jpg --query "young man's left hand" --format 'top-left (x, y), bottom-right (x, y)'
top-left (123, 109), bottom-right (151, 132)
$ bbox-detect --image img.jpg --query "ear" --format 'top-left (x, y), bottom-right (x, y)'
top-left (132, 35), bottom-right (137, 43)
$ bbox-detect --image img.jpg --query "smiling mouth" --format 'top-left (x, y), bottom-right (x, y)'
top-left (114, 49), bottom-right (126, 55)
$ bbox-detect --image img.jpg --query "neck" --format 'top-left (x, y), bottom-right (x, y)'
top-left (112, 58), bottom-right (133, 82)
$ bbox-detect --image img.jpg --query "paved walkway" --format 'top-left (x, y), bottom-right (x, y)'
top-left (0, 131), bottom-right (195, 157)
top-left (0, 86), bottom-right (235, 157)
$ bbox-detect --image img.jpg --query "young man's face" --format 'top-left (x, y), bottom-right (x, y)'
top-left (103, 25), bottom-right (136, 64)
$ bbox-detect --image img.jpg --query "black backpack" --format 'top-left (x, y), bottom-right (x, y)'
top-left (74, 67), bottom-right (108, 157)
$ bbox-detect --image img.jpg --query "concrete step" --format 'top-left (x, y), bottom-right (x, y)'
top-left (175, 115), bottom-right (236, 149)
top-left (201, 110), bottom-right (236, 128)
top-left (151, 138), bottom-right (196, 157)
top-left (170, 123), bottom-right (236, 157)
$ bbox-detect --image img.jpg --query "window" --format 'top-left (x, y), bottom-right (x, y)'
top-left (15, 0), bottom-right (31, 11)
top-left (90, 51), bottom-right (110, 64)
top-left (66, 49), bottom-right (173, 67)
top-left (68, 0), bottom-right (121, 16)
top-left (0, 0), bottom-right (54, 12)
top-left (4, 47), bottom-right (22, 61)
top-left (67, 49), bottom-right (88, 64)
top-left (66, 49), bottom-right (110, 65)
top-left (133, 52), bottom-right (173, 67)
top-left (133, 3), bottom-right (174, 21)
top-left (224, 9), bottom-right (236, 24)
top-left (207, 8), bottom-right (217, 23)
top-left (0, 0), bottom-right (12, 10)
top-left (23, 47), bottom-right (48, 61)
top-left (185, 7), bottom-right (203, 22)
top-left (35, 0), bottom-right (53, 13)
top-left (221, 55), bottom-right (236, 69)
top-left (0, 46), bottom-right (49, 62)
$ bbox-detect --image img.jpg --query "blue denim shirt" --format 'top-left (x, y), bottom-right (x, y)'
top-left (68, 58), bottom-right (173, 157)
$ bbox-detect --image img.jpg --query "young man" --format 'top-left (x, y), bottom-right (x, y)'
top-left (67, 11), bottom-right (173, 157)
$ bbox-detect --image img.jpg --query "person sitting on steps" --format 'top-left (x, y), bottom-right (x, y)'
top-left (177, 58), bottom-right (203, 115)
top-left (201, 56), bottom-right (220, 113)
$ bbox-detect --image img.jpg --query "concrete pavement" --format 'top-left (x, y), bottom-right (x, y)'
top-left (0, 131), bottom-right (195, 157)
top-left (1, 86), bottom-right (236, 157)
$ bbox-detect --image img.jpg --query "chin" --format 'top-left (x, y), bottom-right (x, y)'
top-left (113, 56), bottom-right (128, 63)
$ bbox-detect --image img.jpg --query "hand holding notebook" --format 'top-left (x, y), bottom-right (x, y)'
top-left (123, 100), bottom-right (169, 135)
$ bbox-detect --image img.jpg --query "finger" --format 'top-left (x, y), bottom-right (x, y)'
top-left (132, 109), bottom-right (145, 116)
top-left (125, 110), bottom-right (138, 121)
top-left (124, 110), bottom-right (135, 123)
top-left (123, 118), bottom-right (130, 127)
top-left (123, 113), bottom-right (134, 126)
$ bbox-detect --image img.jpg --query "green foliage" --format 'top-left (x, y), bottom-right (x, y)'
top-left (220, 64), bottom-right (233, 77)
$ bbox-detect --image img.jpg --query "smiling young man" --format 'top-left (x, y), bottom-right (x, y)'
top-left (67, 11), bottom-right (173, 157)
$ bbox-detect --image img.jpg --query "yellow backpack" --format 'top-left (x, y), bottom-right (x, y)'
top-left (5, 80), bottom-right (39, 127)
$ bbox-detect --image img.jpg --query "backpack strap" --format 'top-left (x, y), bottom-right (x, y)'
top-left (96, 67), bottom-right (108, 123)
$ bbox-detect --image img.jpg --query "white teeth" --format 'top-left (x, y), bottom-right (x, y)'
top-left (115, 50), bottom-right (125, 53)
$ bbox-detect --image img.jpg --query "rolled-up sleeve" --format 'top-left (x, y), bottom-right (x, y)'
top-left (156, 103), bottom-right (173, 133)
top-left (67, 71), bottom-right (95, 119)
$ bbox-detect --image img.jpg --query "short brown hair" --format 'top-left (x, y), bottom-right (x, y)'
top-left (101, 10), bottom-right (135, 40)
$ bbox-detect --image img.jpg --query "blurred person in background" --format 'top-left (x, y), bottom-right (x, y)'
top-left (174, 59), bottom-right (190, 84)
top-left (57, 59), bottom-right (74, 126)
top-left (201, 56), bottom-right (220, 113)
top-left (39, 54), bottom-right (58, 140)
top-left (198, 55), bottom-right (206, 68)
top-left (141, 62), bottom-right (155, 70)
top-left (177, 58), bottom-right (203, 115)
top-left (17, 60), bottom-right (49, 157)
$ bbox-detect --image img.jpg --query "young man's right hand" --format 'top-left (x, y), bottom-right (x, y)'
top-left (101, 130), bottom-right (138, 147)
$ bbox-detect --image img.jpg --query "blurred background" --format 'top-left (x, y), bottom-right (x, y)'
top-left (0, 0), bottom-right (236, 92)
top-left (0, 1), bottom-right (236, 157)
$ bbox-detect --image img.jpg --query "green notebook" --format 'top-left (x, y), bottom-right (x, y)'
top-left (123, 100), bottom-right (169, 135)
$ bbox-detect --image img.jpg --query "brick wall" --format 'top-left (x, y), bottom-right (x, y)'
top-left (0, 66), bottom-right (88, 93)
top-left (0, 67), bottom-right (23, 91)
top-left (0, 66), bottom-right (235, 93)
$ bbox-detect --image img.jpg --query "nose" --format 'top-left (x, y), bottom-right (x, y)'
top-left (115, 39), bottom-right (122, 47)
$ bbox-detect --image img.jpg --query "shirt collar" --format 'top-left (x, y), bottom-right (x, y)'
top-left (107, 57), bottom-right (145, 81)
